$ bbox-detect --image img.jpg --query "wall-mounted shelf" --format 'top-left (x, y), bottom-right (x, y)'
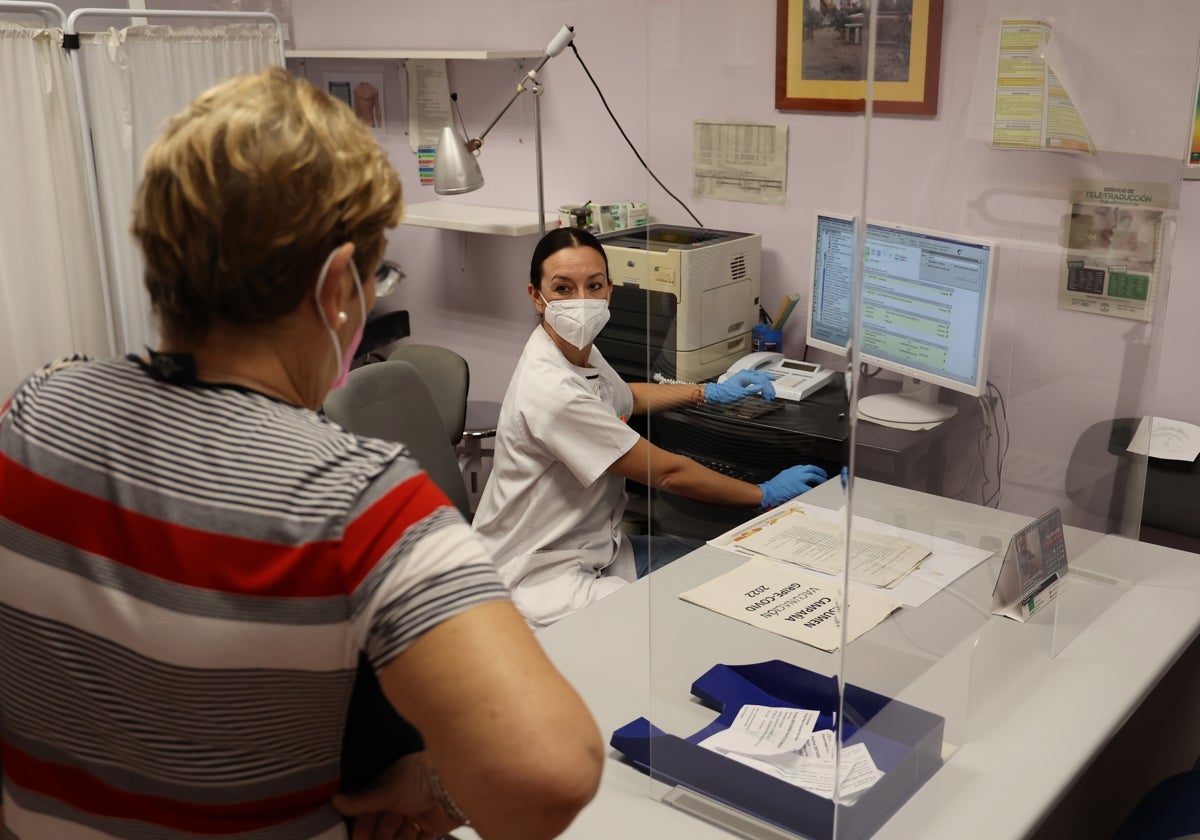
top-left (284, 49), bottom-right (542, 61)
top-left (287, 49), bottom-right (556, 237)
top-left (404, 201), bottom-right (556, 237)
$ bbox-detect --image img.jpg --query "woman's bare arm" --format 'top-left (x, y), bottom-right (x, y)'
top-left (608, 436), bottom-right (764, 507)
top-left (627, 382), bottom-right (704, 416)
top-left (364, 601), bottom-right (604, 840)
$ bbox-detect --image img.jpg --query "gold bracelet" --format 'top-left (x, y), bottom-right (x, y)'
top-left (692, 384), bottom-right (706, 406)
top-left (429, 765), bottom-right (471, 826)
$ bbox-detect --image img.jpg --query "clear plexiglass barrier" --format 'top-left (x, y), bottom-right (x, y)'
top-left (608, 4), bottom-right (1200, 840)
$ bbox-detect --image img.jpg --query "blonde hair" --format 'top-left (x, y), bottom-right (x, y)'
top-left (132, 66), bottom-right (403, 342)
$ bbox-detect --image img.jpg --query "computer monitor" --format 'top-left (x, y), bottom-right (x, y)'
top-left (806, 211), bottom-right (998, 425)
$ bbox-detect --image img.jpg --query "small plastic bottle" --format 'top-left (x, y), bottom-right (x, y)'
top-left (617, 204), bottom-right (629, 229)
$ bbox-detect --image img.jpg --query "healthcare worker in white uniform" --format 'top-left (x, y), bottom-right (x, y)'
top-left (472, 228), bottom-right (828, 628)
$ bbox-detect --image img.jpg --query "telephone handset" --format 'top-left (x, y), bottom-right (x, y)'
top-left (718, 352), bottom-right (837, 402)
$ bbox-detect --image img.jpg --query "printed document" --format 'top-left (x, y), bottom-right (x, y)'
top-left (992, 19), bottom-right (1093, 154)
top-left (1058, 179), bottom-right (1167, 322)
top-left (692, 121), bottom-right (787, 205)
top-left (406, 59), bottom-right (452, 154)
top-left (699, 709), bottom-right (883, 799)
top-left (679, 557), bottom-right (901, 652)
top-left (711, 501), bottom-right (930, 588)
top-left (709, 500), bottom-right (992, 609)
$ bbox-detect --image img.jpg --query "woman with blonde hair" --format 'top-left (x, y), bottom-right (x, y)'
top-left (0, 67), bottom-right (600, 840)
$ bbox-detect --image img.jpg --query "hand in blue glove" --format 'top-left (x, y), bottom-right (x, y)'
top-left (841, 466), bottom-right (849, 490)
top-left (758, 464), bottom-right (829, 509)
top-left (706, 369), bottom-right (776, 404)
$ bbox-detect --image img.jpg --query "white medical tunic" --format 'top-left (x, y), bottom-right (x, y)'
top-left (473, 327), bottom-right (641, 627)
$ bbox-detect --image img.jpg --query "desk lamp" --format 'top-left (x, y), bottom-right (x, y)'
top-left (433, 24), bottom-right (575, 235)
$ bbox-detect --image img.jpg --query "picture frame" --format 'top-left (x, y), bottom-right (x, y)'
top-left (775, 0), bottom-right (944, 116)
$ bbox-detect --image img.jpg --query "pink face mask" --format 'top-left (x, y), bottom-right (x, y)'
top-left (314, 249), bottom-right (366, 391)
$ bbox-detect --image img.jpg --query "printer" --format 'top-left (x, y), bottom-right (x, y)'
top-left (595, 224), bottom-right (761, 383)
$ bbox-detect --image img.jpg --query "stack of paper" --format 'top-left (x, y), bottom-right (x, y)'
top-left (698, 704), bottom-right (883, 800)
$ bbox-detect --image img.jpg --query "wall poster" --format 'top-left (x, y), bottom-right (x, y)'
top-left (1058, 180), bottom-right (1168, 321)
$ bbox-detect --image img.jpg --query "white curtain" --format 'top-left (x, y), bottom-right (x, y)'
top-left (0, 21), bottom-right (109, 400)
top-left (78, 23), bottom-right (280, 355)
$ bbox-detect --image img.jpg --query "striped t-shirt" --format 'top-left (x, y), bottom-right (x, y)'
top-left (0, 356), bottom-right (508, 839)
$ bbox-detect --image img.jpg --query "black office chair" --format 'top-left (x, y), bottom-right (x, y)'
top-left (323, 360), bottom-right (471, 518)
top-left (1065, 417), bottom-right (1200, 553)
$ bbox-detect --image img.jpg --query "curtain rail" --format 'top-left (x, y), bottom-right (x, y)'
top-left (62, 7), bottom-right (286, 355)
top-left (66, 8), bottom-right (284, 65)
top-left (0, 1), bottom-right (66, 29)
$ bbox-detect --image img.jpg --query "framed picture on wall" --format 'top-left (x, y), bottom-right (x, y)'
top-left (775, 0), bottom-right (944, 115)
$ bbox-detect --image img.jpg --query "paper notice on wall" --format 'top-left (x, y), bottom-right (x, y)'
top-left (678, 557), bottom-right (901, 652)
top-left (406, 59), bottom-right (452, 154)
top-left (992, 19), bottom-right (1094, 154)
top-left (692, 121), bottom-right (787, 205)
top-left (1058, 179), bottom-right (1168, 321)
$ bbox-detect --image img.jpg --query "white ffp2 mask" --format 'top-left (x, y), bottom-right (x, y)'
top-left (540, 295), bottom-right (610, 350)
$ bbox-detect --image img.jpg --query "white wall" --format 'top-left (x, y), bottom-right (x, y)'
top-left (243, 1), bottom-right (1200, 521)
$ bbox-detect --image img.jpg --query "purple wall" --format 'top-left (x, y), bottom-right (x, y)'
top-left (282, 0), bottom-right (1200, 522)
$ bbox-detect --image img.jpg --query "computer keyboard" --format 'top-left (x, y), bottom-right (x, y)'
top-left (689, 454), bottom-right (767, 484)
top-left (688, 396), bottom-right (783, 422)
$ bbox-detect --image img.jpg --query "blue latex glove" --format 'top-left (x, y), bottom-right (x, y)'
top-left (758, 465), bottom-right (829, 509)
top-left (706, 370), bottom-right (776, 404)
top-left (841, 466), bottom-right (849, 490)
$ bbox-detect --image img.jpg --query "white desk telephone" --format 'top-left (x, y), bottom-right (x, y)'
top-left (717, 352), bottom-right (838, 402)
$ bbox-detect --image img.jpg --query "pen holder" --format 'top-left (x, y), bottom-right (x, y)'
top-left (752, 324), bottom-right (782, 353)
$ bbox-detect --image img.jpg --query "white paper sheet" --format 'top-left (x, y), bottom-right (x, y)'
top-left (1127, 416), bottom-right (1200, 461)
top-left (706, 722), bottom-right (884, 800)
top-left (406, 59), bottom-right (452, 154)
top-left (679, 557), bottom-right (901, 652)
top-left (719, 503), bottom-right (929, 588)
top-left (708, 501), bottom-right (992, 609)
top-left (698, 705), bottom-right (819, 756)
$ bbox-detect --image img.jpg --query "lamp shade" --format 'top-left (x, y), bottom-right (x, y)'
top-left (433, 125), bottom-right (484, 195)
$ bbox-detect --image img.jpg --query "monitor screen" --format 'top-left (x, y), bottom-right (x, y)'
top-left (806, 212), bottom-right (998, 423)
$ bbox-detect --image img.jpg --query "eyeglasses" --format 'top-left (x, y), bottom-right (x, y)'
top-left (374, 260), bottom-right (405, 296)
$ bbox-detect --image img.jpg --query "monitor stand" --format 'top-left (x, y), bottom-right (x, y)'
top-left (857, 377), bottom-right (958, 426)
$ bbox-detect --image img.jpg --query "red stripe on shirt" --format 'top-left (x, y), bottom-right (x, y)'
top-left (1, 453), bottom-right (454, 598)
top-left (341, 471), bottom-right (454, 590)
top-left (2, 742), bottom-right (338, 833)
top-left (0, 452), bottom-right (347, 597)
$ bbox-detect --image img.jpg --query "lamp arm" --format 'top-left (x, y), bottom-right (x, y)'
top-left (471, 57), bottom-right (549, 149)
top-left (470, 24), bottom-right (573, 149)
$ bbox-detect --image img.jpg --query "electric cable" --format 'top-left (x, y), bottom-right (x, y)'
top-left (568, 42), bottom-right (703, 228)
top-left (449, 92), bottom-right (469, 138)
top-left (980, 381), bottom-right (1009, 508)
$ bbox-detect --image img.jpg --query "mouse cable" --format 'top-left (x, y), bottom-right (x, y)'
top-left (568, 42), bottom-right (703, 228)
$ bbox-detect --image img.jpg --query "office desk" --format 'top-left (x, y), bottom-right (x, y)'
top-left (645, 377), bottom-right (974, 539)
top-left (530, 480), bottom-right (1200, 840)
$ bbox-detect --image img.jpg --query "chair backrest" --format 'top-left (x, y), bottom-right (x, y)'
top-left (322, 360), bottom-right (471, 518)
top-left (386, 344), bottom-right (469, 446)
